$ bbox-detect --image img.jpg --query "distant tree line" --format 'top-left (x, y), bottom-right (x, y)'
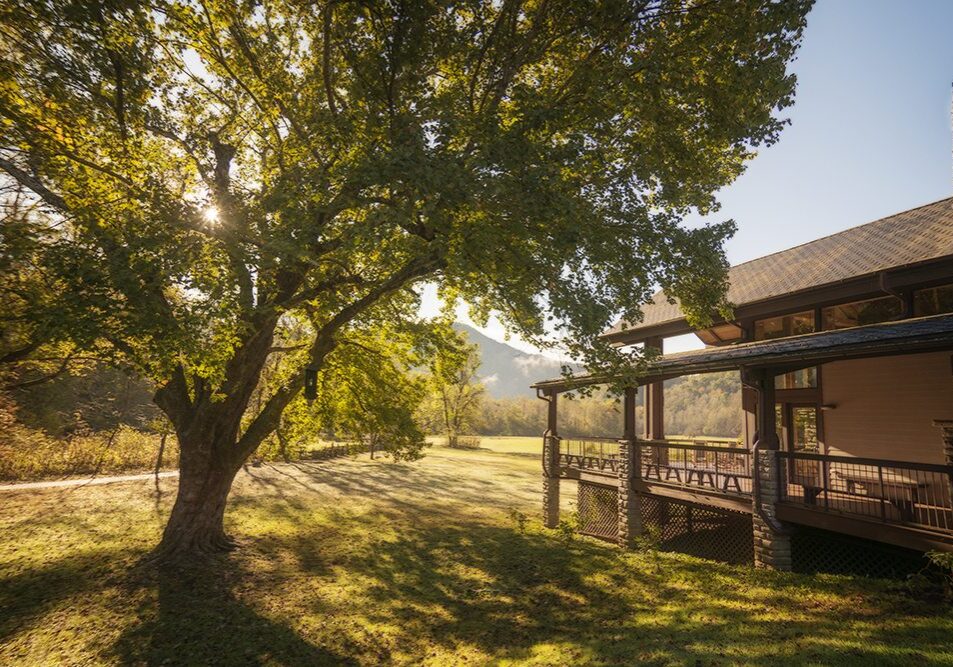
top-left (429, 370), bottom-right (742, 439)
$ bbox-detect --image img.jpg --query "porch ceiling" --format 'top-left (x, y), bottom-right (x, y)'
top-left (532, 313), bottom-right (953, 391)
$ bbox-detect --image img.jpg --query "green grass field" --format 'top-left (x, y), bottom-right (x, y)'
top-left (426, 435), bottom-right (542, 455)
top-left (2, 444), bottom-right (952, 665)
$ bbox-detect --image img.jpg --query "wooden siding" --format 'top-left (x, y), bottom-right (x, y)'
top-left (822, 351), bottom-right (953, 463)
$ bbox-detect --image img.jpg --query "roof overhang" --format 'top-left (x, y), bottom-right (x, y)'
top-left (534, 313), bottom-right (953, 393)
top-left (601, 254), bottom-right (953, 346)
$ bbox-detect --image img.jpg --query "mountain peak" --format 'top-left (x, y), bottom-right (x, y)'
top-left (452, 323), bottom-right (581, 398)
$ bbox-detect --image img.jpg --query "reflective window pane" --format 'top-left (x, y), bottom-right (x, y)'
top-left (914, 284), bottom-right (953, 317)
top-left (822, 295), bottom-right (902, 330)
top-left (775, 367), bottom-right (817, 389)
top-left (791, 407), bottom-right (819, 453)
top-left (754, 311), bottom-right (815, 341)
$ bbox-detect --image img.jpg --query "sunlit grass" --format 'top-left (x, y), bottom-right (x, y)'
top-left (1, 445), bottom-right (951, 665)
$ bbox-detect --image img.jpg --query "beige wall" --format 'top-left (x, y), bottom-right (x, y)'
top-left (821, 351), bottom-right (953, 463)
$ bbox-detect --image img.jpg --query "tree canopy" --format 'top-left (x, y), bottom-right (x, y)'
top-left (0, 0), bottom-right (812, 559)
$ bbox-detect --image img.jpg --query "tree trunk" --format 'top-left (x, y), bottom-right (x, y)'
top-left (150, 441), bottom-right (241, 563)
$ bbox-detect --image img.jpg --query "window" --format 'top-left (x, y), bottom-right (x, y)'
top-left (791, 406), bottom-right (819, 453)
top-left (822, 295), bottom-right (902, 330)
top-left (775, 367), bottom-right (817, 389)
top-left (754, 311), bottom-right (815, 341)
top-left (914, 284), bottom-right (953, 317)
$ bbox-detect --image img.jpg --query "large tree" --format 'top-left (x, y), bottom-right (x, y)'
top-left (0, 0), bottom-right (811, 561)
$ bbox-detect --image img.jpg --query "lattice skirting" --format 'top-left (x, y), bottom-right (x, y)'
top-left (640, 495), bottom-right (754, 565)
top-left (791, 526), bottom-right (927, 578)
top-left (577, 480), bottom-right (619, 541)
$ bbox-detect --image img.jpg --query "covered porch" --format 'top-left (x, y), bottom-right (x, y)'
top-left (533, 314), bottom-right (953, 568)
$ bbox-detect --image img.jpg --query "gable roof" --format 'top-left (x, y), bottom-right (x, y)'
top-left (605, 196), bottom-right (953, 339)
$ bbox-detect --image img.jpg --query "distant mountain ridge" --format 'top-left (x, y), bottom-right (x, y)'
top-left (452, 323), bottom-right (582, 398)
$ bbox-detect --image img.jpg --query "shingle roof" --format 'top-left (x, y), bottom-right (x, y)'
top-left (605, 196), bottom-right (953, 338)
top-left (535, 313), bottom-right (953, 389)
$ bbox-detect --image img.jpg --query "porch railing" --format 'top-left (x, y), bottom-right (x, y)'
top-left (778, 450), bottom-right (953, 533)
top-left (557, 436), bottom-right (752, 496)
top-left (640, 439), bottom-right (753, 497)
top-left (558, 437), bottom-right (620, 473)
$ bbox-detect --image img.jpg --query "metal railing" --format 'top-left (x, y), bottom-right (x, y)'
top-left (640, 439), bottom-right (753, 497)
top-left (778, 450), bottom-right (953, 532)
top-left (557, 437), bottom-right (620, 473)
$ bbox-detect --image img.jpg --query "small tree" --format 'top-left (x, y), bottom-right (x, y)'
top-left (426, 338), bottom-right (484, 447)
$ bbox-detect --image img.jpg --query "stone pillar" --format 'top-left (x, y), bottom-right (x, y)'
top-left (749, 367), bottom-right (793, 571)
top-left (543, 433), bottom-right (560, 529)
top-left (617, 437), bottom-right (642, 548)
top-left (753, 448), bottom-right (792, 570)
top-left (933, 420), bottom-right (953, 505)
top-left (618, 386), bottom-right (642, 548)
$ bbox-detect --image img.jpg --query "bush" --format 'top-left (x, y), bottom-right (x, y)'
top-left (452, 435), bottom-right (482, 449)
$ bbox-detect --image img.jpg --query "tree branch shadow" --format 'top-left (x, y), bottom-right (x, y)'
top-left (112, 559), bottom-right (352, 666)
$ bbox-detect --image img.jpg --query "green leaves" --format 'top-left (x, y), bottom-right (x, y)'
top-left (1, 0), bottom-right (812, 449)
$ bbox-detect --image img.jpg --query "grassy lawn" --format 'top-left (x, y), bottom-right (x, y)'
top-left (1, 445), bottom-right (951, 665)
top-left (426, 435), bottom-right (542, 455)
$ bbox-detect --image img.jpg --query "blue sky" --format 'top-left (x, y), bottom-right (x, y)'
top-left (420, 0), bottom-right (953, 356)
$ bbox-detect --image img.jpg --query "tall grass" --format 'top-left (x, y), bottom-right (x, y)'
top-left (0, 423), bottom-right (179, 481)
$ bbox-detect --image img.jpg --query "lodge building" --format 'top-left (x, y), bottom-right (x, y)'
top-left (533, 196), bottom-right (953, 573)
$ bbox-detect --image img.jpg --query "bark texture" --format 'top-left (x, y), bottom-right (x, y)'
top-left (151, 439), bottom-right (242, 562)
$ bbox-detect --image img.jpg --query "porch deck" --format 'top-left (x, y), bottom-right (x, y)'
top-left (556, 436), bottom-right (953, 551)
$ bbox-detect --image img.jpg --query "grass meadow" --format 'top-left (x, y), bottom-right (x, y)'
top-left (2, 445), bottom-right (952, 665)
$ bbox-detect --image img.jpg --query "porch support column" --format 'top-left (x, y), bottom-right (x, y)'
top-left (618, 386), bottom-right (642, 548)
top-left (933, 420), bottom-right (953, 504)
top-left (643, 337), bottom-right (664, 441)
top-left (749, 367), bottom-right (793, 571)
top-left (542, 390), bottom-right (560, 529)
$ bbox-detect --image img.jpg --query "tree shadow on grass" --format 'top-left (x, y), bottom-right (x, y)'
top-left (0, 549), bottom-right (129, 646)
top-left (287, 519), bottom-right (953, 666)
top-left (112, 559), bottom-right (352, 667)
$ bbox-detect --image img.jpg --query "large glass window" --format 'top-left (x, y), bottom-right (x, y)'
top-left (914, 284), bottom-right (953, 317)
top-left (754, 311), bottom-right (815, 341)
top-left (775, 367), bottom-right (817, 389)
top-left (822, 295), bottom-right (902, 330)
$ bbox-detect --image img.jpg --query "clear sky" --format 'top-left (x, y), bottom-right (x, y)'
top-left (420, 0), bottom-right (953, 357)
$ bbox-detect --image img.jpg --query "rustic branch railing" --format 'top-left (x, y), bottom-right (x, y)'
top-left (640, 439), bottom-right (753, 497)
top-left (778, 450), bottom-right (953, 532)
top-left (558, 437), bottom-right (620, 473)
top-left (556, 436), bottom-right (752, 495)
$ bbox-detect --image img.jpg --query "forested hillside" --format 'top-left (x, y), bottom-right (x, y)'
top-left (470, 371), bottom-right (741, 439)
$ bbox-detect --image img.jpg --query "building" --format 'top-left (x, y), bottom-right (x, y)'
top-left (532, 197), bottom-right (953, 573)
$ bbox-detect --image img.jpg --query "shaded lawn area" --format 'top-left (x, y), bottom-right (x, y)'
top-left (1, 446), bottom-right (951, 666)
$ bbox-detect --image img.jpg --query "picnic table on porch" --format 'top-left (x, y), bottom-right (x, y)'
top-left (833, 469), bottom-right (928, 521)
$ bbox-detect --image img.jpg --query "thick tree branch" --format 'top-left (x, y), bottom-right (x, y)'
top-left (234, 253), bottom-right (442, 460)
top-left (0, 157), bottom-right (68, 211)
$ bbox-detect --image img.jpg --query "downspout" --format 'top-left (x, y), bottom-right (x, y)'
top-left (536, 387), bottom-right (554, 478)
top-left (878, 271), bottom-right (909, 318)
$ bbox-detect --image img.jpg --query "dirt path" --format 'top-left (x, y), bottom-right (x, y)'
top-left (0, 470), bottom-right (179, 492)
